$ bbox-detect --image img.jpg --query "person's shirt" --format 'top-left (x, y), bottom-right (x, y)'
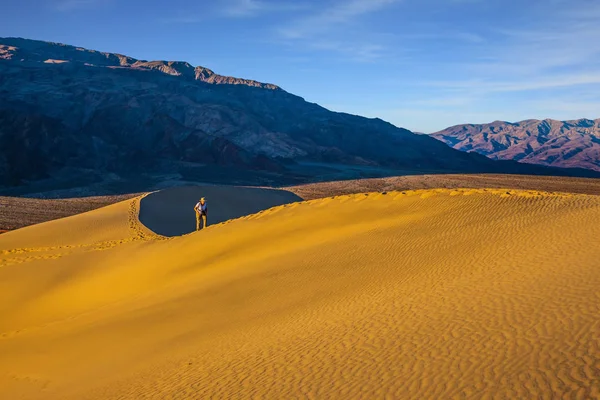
top-left (196, 202), bottom-right (208, 213)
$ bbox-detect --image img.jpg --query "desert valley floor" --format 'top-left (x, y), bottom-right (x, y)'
top-left (1, 181), bottom-right (600, 398)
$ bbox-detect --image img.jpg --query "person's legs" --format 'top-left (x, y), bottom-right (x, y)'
top-left (202, 214), bottom-right (207, 229)
top-left (196, 212), bottom-right (200, 231)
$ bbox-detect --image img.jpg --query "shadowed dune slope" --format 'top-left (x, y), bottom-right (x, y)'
top-left (1, 189), bottom-right (600, 399)
top-left (138, 185), bottom-right (302, 236)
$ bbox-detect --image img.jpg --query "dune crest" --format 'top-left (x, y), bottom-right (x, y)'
top-left (1, 189), bottom-right (599, 399)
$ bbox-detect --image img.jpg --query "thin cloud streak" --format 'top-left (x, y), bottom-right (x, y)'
top-left (224, 0), bottom-right (262, 17)
top-left (161, 0), bottom-right (308, 24)
top-left (463, 9), bottom-right (600, 78)
top-left (309, 40), bottom-right (387, 62)
top-left (423, 73), bottom-right (600, 93)
top-left (278, 0), bottom-right (400, 39)
top-left (222, 0), bottom-right (308, 18)
top-left (273, 0), bottom-right (401, 62)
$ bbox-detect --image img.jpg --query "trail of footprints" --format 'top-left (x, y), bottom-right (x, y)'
top-left (0, 195), bottom-right (164, 269)
top-left (0, 195), bottom-right (165, 340)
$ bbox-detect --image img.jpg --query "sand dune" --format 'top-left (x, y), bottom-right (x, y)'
top-left (0, 196), bottom-right (155, 253)
top-left (1, 188), bottom-right (600, 399)
top-left (139, 185), bottom-right (302, 236)
top-left (2, 174), bottom-right (600, 233)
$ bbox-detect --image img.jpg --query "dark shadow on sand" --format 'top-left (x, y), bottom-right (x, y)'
top-left (139, 185), bottom-right (302, 237)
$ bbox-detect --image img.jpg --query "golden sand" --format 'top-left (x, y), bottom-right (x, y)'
top-left (1, 188), bottom-right (599, 399)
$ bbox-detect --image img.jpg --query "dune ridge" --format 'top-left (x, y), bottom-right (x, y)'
top-left (3, 174), bottom-right (600, 233)
top-left (1, 188), bottom-right (599, 399)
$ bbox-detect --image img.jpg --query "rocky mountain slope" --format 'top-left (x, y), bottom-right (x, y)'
top-left (1, 38), bottom-right (597, 193)
top-left (432, 119), bottom-right (600, 172)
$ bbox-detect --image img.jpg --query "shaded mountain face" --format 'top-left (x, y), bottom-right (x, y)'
top-left (1, 38), bottom-right (598, 192)
top-left (432, 119), bottom-right (600, 172)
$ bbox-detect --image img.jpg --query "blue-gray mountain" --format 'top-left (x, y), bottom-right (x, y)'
top-left (432, 119), bottom-right (600, 172)
top-left (1, 38), bottom-right (598, 193)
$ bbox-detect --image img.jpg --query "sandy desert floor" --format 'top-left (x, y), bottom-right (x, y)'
top-left (285, 173), bottom-right (600, 199)
top-left (0, 194), bottom-right (140, 231)
top-left (1, 187), bottom-right (599, 399)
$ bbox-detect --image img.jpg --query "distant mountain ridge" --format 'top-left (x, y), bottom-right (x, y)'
top-left (432, 119), bottom-right (600, 172)
top-left (0, 38), bottom-right (279, 89)
top-left (1, 38), bottom-right (598, 194)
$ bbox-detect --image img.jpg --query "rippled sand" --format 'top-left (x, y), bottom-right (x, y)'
top-left (1, 188), bottom-right (599, 399)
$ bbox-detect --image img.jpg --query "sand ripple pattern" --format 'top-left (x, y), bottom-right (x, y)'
top-left (0, 188), bottom-right (599, 399)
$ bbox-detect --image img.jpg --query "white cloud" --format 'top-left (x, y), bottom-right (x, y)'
top-left (453, 2), bottom-right (600, 81)
top-left (307, 0), bottom-right (600, 130)
top-left (272, 0), bottom-right (401, 62)
top-left (309, 40), bottom-right (387, 62)
top-left (423, 73), bottom-right (600, 93)
top-left (223, 0), bottom-right (262, 17)
top-left (278, 0), bottom-right (400, 39)
top-left (410, 1), bottom-right (600, 99)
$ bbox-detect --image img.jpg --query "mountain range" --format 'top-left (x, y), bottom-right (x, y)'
top-left (432, 119), bottom-right (600, 172)
top-left (1, 37), bottom-right (598, 195)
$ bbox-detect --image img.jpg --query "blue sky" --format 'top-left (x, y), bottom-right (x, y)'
top-left (2, 0), bottom-right (600, 132)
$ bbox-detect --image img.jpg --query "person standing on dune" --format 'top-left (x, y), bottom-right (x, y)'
top-left (194, 197), bottom-right (208, 231)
